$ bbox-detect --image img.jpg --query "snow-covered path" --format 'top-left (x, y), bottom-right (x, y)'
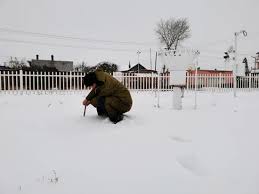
top-left (0, 92), bottom-right (259, 194)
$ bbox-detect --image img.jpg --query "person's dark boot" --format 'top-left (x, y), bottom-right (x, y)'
top-left (109, 114), bottom-right (124, 124)
top-left (97, 97), bottom-right (107, 117)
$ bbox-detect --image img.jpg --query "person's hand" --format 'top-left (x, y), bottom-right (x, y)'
top-left (82, 99), bottom-right (91, 106)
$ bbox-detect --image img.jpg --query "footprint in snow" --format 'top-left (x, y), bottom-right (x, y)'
top-left (169, 136), bottom-right (192, 143)
top-left (176, 154), bottom-right (208, 176)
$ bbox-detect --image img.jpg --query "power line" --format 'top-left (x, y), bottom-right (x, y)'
top-left (193, 39), bottom-right (232, 49)
top-left (0, 38), bottom-right (150, 53)
top-left (0, 28), bottom-right (254, 61)
top-left (199, 55), bottom-right (223, 59)
top-left (1, 27), bottom-right (257, 52)
top-left (0, 27), bottom-right (156, 46)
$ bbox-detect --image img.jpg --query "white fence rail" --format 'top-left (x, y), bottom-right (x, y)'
top-left (0, 70), bottom-right (259, 94)
top-left (185, 73), bottom-right (259, 92)
top-left (0, 70), bottom-right (85, 94)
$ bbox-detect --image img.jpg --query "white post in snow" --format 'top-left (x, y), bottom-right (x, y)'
top-left (173, 87), bottom-right (182, 110)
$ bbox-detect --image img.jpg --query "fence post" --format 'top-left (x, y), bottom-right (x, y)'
top-left (44, 71), bottom-right (46, 92)
top-left (48, 72), bottom-right (50, 91)
top-left (157, 74), bottom-right (160, 108)
top-left (33, 71), bottom-right (35, 92)
top-left (62, 72), bottom-right (65, 91)
top-left (194, 67), bottom-right (198, 109)
top-left (58, 72), bottom-right (61, 90)
top-left (3, 71), bottom-right (6, 91)
top-left (7, 71), bottom-right (10, 92)
top-left (249, 73), bottom-right (251, 91)
top-left (29, 71), bottom-right (31, 92)
top-left (40, 71), bottom-right (43, 93)
top-left (0, 71), bottom-right (2, 92)
top-left (185, 71), bottom-right (189, 91)
top-left (219, 73), bottom-right (222, 92)
top-left (151, 73), bottom-right (154, 92)
top-left (70, 71), bottom-right (72, 91)
top-left (19, 69), bottom-right (23, 93)
top-left (12, 71), bottom-right (15, 91)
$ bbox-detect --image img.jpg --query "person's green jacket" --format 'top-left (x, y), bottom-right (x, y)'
top-left (86, 70), bottom-right (132, 114)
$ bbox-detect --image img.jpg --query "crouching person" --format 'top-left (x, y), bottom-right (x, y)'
top-left (82, 70), bottom-right (132, 124)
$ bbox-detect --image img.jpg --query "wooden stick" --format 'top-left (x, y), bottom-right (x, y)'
top-left (83, 105), bottom-right (86, 117)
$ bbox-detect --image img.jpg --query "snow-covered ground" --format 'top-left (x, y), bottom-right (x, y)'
top-left (1, 91), bottom-right (259, 194)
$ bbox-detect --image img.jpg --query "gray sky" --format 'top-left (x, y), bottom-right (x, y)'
top-left (0, 0), bottom-right (258, 71)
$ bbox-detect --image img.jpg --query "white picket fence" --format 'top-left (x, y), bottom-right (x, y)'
top-left (185, 73), bottom-right (259, 92)
top-left (0, 70), bottom-right (85, 94)
top-left (0, 70), bottom-right (259, 94)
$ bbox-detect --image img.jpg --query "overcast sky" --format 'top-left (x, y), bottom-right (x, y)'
top-left (0, 0), bottom-right (258, 71)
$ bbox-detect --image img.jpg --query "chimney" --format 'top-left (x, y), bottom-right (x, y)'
top-left (51, 55), bottom-right (54, 61)
top-left (36, 55), bottom-right (39, 60)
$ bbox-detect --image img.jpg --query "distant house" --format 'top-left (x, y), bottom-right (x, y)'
top-left (251, 52), bottom-right (259, 74)
top-left (0, 66), bottom-right (11, 71)
top-left (113, 63), bottom-right (157, 90)
top-left (253, 70), bottom-right (259, 74)
top-left (28, 55), bottom-right (73, 72)
top-left (121, 63), bottom-right (157, 74)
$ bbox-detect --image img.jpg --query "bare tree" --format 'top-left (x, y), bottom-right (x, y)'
top-left (155, 18), bottom-right (191, 50)
top-left (74, 61), bottom-right (88, 72)
top-left (8, 57), bottom-right (28, 69)
top-left (74, 61), bottom-right (118, 74)
top-left (96, 61), bottom-right (118, 74)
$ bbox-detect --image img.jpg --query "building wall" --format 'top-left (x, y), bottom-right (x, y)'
top-left (187, 70), bottom-right (233, 87)
top-left (31, 60), bottom-right (73, 72)
top-left (53, 61), bottom-right (73, 72)
top-left (187, 70), bottom-right (233, 76)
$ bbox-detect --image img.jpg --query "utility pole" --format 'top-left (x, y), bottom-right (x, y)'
top-left (194, 53), bottom-right (199, 109)
top-left (154, 52), bottom-right (157, 72)
top-left (251, 56), bottom-right (256, 71)
top-left (233, 32), bottom-right (238, 97)
top-left (233, 30), bottom-right (247, 97)
top-left (150, 48), bottom-right (152, 70)
top-left (137, 50), bottom-right (141, 73)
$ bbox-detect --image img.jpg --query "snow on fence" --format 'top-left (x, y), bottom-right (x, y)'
top-left (0, 70), bottom-right (259, 94)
